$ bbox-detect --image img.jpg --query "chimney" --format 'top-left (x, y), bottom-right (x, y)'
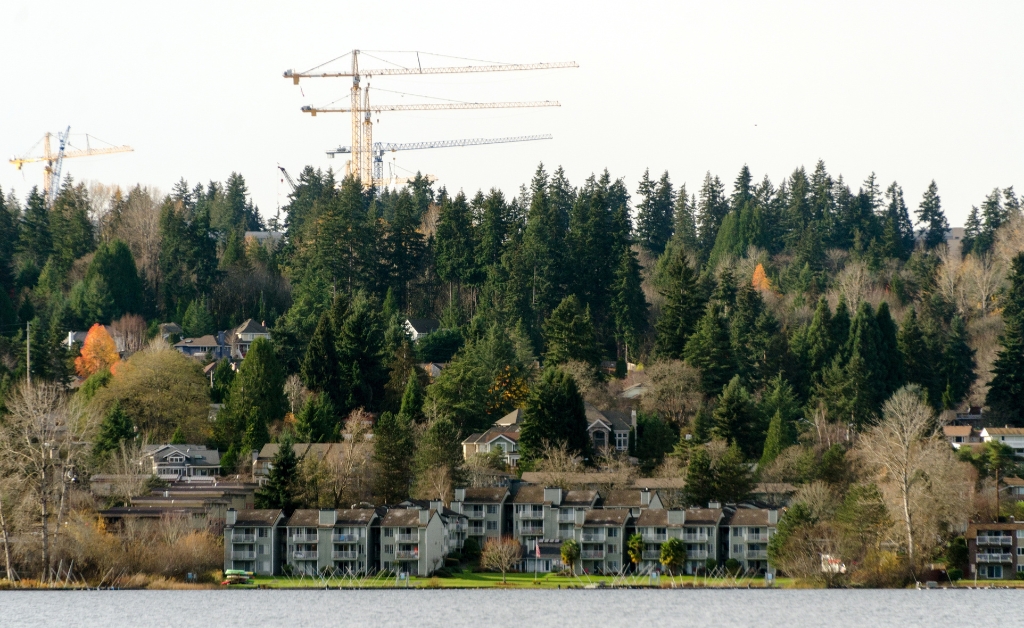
top-left (709, 501), bottom-right (721, 509)
top-left (454, 488), bottom-right (466, 502)
top-left (640, 489), bottom-right (651, 506)
top-left (768, 509), bottom-right (778, 525)
top-left (418, 508), bottom-right (430, 525)
top-left (429, 500), bottom-right (444, 513)
top-left (575, 509), bottom-right (585, 526)
top-left (631, 409), bottom-right (637, 430)
top-left (544, 487), bottom-right (563, 506)
top-left (667, 510), bottom-right (685, 525)
top-left (226, 508), bottom-right (237, 526)
top-left (319, 509), bottom-right (337, 526)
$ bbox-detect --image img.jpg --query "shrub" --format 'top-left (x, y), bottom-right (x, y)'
top-left (947, 568), bottom-right (963, 581)
top-left (462, 537), bottom-right (481, 561)
top-left (724, 558), bottom-right (741, 575)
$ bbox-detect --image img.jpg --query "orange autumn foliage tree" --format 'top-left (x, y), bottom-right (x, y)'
top-left (752, 263), bottom-right (773, 292)
top-left (75, 323), bottom-right (121, 378)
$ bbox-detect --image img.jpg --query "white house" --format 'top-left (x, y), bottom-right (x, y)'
top-left (404, 318), bottom-right (440, 341)
top-left (980, 427), bottom-right (1024, 457)
top-left (142, 444), bottom-right (221, 480)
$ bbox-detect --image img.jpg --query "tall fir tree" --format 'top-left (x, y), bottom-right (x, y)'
top-left (987, 253), bottom-right (1024, 425)
top-left (655, 246), bottom-right (702, 359)
top-left (941, 315), bottom-right (976, 409)
top-left (221, 338), bottom-right (288, 453)
top-left (684, 302), bottom-right (736, 395)
top-left (373, 411), bottom-right (415, 504)
top-left (682, 446), bottom-right (716, 507)
top-left (711, 376), bottom-right (760, 459)
top-left (301, 311), bottom-right (345, 412)
top-left (543, 295), bottom-right (599, 366)
top-left (916, 181), bottom-right (949, 250)
top-left (92, 401), bottom-right (134, 463)
top-left (611, 245), bottom-right (648, 362)
top-left (255, 434), bottom-right (298, 513)
top-left (519, 367), bottom-right (590, 465)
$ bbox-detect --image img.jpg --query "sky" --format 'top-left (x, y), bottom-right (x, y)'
top-left (2, 0), bottom-right (1022, 227)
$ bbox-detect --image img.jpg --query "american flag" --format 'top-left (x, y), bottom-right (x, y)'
top-left (535, 541), bottom-right (540, 558)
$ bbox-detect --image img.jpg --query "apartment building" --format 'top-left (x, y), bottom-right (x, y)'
top-left (451, 487), bottom-right (510, 547)
top-left (513, 487), bottom-right (599, 546)
top-left (723, 508), bottom-right (778, 573)
top-left (321, 509), bottom-right (379, 575)
top-left (380, 506), bottom-right (454, 576)
top-left (636, 507), bottom-right (723, 574)
top-left (575, 509), bottom-right (629, 574)
top-left (224, 508), bottom-right (285, 575)
top-left (967, 522), bottom-right (1024, 579)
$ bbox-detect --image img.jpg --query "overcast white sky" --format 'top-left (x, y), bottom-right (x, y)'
top-left (2, 1), bottom-right (1021, 227)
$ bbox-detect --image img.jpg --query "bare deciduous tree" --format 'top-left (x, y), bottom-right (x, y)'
top-left (110, 186), bottom-right (163, 289)
top-left (835, 261), bottom-right (871, 307)
top-left (111, 314), bottom-right (148, 358)
top-left (962, 253), bottom-right (1004, 317)
top-left (0, 382), bottom-right (97, 581)
top-left (639, 360), bottom-right (703, 427)
top-left (481, 536), bottom-right (522, 583)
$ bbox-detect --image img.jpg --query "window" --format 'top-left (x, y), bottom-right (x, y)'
top-left (1017, 547), bottom-right (1024, 556)
top-left (615, 432), bottom-right (629, 451)
top-left (1018, 565), bottom-right (1024, 573)
top-left (384, 528), bottom-right (393, 537)
top-left (486, 521), bottom-right (498, 531)
top-left (733, 544), bottom-right (742, 555)
top-left (260, 561), bottom-right (270, 572)
top-left (258, 528), bottom-right (268, 538)
top-left (593, 431), bottom-right (606, 447)
top-left (1018, 530), bottom-right (1024, 538)
top-left (608, 528), bottom-right (618, 538)
top-left (384, 545), bottom-right (394, 554)
top-left (258, 545), bottom-right (267, 555)
top-left (607, 544), bottom-right (616, 554)
top-left (486, 505), bottom-right (498, 514)
top-left (733, 527), bottom-right (743, 537)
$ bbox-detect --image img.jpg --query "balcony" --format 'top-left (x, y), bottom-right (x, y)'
top-left (466, 511), bottom-right (485, 520)
top-left (688, 550), bottom-right (709, 560)
top-left (682, 533), bottom-right (709, 542)
top-left (396, 550), bottom-right (420, 560)
top-left (290, 534), bottom-right (319, 543)
top-left (745, 550), bottom-right (768, 560)
top-left (333, 534), bottom-right (360, 542)
top-left (745, 534), bottom-right (767, 542)
top-left (396, 533), bottom-right (417, 542)
top-left (332, 550), bottom-right (359, 560)
top-left (976, 553), bottom-right (1013, 563)
top-left (643, 534), bottom-right (667, 543)
top-left (231, 551), bottom-right (256, 560)
top-left (977, 536), bottom-right (1013, 546)
top-left (469, 526), bottom-right (485, 536)
top-left (581, 550), bottom-right (605, 559)
top-left (642, 551), bottom-right (661, 560)
top-left (231, 533), bottom-right (255, 543)
top-left (581, 532), bottom-right (606, 542)
top-left (557, 513), bottom-right (576, 523)
top-left (519, 524), bottom-right (544, 535)
top-left (292, 550), bottom-right (318, 560)
top-left (519, 511), bottom-right (544, 520)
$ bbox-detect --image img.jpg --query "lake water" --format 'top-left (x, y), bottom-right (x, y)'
top-left (2, 589), bottom-right (1021, 627)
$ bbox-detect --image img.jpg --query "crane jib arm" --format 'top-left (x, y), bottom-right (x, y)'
top-left (326, 134), bottom-right (553, 156)
top-left (302, 101), bottom-right (559, 115)
top-left (284, 61), bottom-right (577, 82)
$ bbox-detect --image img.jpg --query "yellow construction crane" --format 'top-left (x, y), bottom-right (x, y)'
top-left (9, 128), bottom-right (133, 204)
top-left (284, 50), bottom-right (576, 185)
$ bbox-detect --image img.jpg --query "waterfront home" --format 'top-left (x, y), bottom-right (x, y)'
top-left (966, 522), bottom-right (1024, 579)
top-left (574, 508), bottom-right (630, 574)
top-left (636, 507), bottom-right (723, 574)
top-left (142, 444), bottom-right (221, 481)
top-left (282, 508), bottom-right (380, 576)
top-left (224, 508), bottom-right (285, 575)
top-left (723, 507), bottom-right (778, 574)
top-left (380, 505), bottom-right (459, 576)
top-left (513, 486), bottom-right (598, 545)
top-left (451, 487), bottom-right (510, 547)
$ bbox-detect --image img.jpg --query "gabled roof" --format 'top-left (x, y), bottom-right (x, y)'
top-left (563, 490), bottom-right (599, 507)
top-left (634, 477), bottom-right (686, 490)
top-left (584, 508), bottom-right (630, 526)
top-left (1003, 476), bottom-right (1024, 487)
top-left (943, 425), bottom-right (975, 437)
top-left (232, 509), bottom-right (284, 526)
top-left (462, 426), bottom-right (520, 446)
top-left (382, 509), bottom-right (432, 528)
top-left (459, 488), bottom-right (509, 504)
top-left (256, 443), bottom-right (340, 463)
top-left (584, 403), bottom-right (631, 432)
top-left (235, 319), bottom-right (269, 335)
top-left (983, 427), bottom-right (1024, 436)
top-left (637, 507), bottom-right (722, 527)
top-left (285, 509), bottom-right (321, 527)
top-left (512, 486), bottom-right (546, 504)
top-left (601, 489), bottom-right (652, 508)
top-left (334, 509), bottom-right (377, 525)
top-left (726, 508), bottom-right (776, 527)
top-left (143, 444), bottom-right (221, 466)
top-left (405, 318), bottom-right (440, 334)
top-left (495, 409), bottom-right (523, 426)
top-left (174, 335), bottom-right (222, 349)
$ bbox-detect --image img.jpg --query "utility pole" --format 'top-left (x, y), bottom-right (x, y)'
top-left (26, 321), bottom-right (30, 386)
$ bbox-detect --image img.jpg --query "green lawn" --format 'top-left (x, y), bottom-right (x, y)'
top-left (242, 571), bottom-right (788, 589)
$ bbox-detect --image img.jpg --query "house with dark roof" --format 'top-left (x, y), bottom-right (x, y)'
top-left (404, 318), bottom-right (440, 341)
top-left (585, 403), bottom-right (634, 453)
top-left (230, 319), bottom-right (271, 358)
top-left (174, 333), bottom-right (231, 359)
top-left (452, 487), bottom-right (510, 546)
top-left (723, 507), bottom-right (778, 574)
top-left (253, 442), bottom-right (342, 484)
top-left (512, 486), bottom-right (598, 559)
top-left (461, 426), bottom-right (521, 468)
top-left (224, 508), bottom-right (285, 575)
top-left (142, 444), bottom-right (221, 481)
top-left (636, 507), bottom-right (724, 574)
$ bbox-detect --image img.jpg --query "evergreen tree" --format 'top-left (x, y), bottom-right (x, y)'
top-left (522, 164), bottom-right (565, 322)
top-left (635, 169), bottom-right (675, 255)
top-left (414, 414), bottom-right (466, 491)
top-left (181, 298), bottom-right (215, 337)
top-left (301, 311), bottom-right (344, 411)
top-left (211, 358), bottom-right (235, 404)
top-left (373, 411), bottom-right (415, 504)
top-left (987, 253), bottom-right (1024, 425)
top-left (544, 295), bottom-right (599, 365)
top-left (667, 185), bottom-right (698, 254)
top-left (881, 182), bottom-right (915, 260)
top-left (17, 187), bottom-right (51, 269)
top-left (255, 435), bottom-right (298, 513)
top-left (82, 239), bottom-right (144, 321)
top-left (655, 246), bottom-right (702, 359)
top-left (682, 446), bottom-right (716, 507)
top-left (711, 376), bottom-right (760, 458)
top-left (92, 401), bottom-right (134, 463)
top-left (294, 392), bottom-right (337, 442)
top-left (805, 296), bottom-right (835, 379)
top-left (715, 443), bottom-right (754, 504)
top-left (916, 181), bottom-right (949, 250)
top-left (49, 180), bottom-right (95, 270)
top-left (831, 295), bottom-right (851, 357)
top-left (336, 292), bottom-right (387, 411)
top-left (898, 309), bottom-right (940, 406)
top-left (962, 205), bottom-right (981, 257)
top-left (222, 338), bottom-right (287, 453)
top-left (875, 301), bottom-right (903, 399)
top-left (434, 191), bottom-right (477, 300)
top-left (684, 302), bottom-right (735, 395)
top-left (759, 410), bottom-right (790, 468)
top-left (519, 367), bottom-right (590, 465)
top-left (695, 172), bottom-right (729, 259)
top-left (611, 245), bottom-right (648, 361)
top-left (170, 427), bottom-right (186, 445)
top-left (941, 315), bottom-right (976, 409)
